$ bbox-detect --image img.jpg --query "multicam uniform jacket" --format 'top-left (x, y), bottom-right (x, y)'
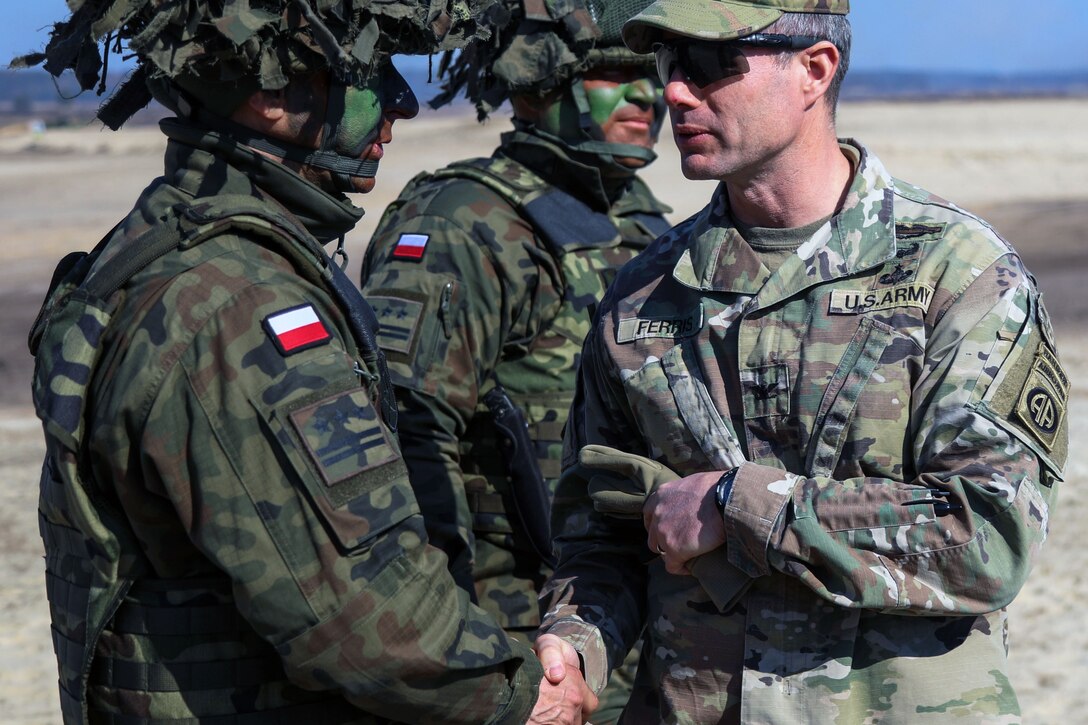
top-left (31, 118), bottom-right (541, 724)
top-left (360, 129), bottom-right (671, 632)
top-left (540, 141), bottom-right (1067, 724)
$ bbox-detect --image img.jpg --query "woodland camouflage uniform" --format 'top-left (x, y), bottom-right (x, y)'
top-left (21, 1), bottom-right (544, 723)
top-left (538, 2), bottom-right (1067, 723)
top-left (359, 0), bottom-right (669, 720)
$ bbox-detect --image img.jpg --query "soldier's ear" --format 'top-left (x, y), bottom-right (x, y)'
top-left (232, 88), bottom-right (289, 131)
top-left (799, 41), bottom-right (839, 109)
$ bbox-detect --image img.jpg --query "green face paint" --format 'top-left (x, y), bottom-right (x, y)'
top-left (585, 81), bottom-right (632, 126)
top-left (331, 62), bottom-right (418, 156)
top-left (531, 74), bottom-right (661, 144)
top-left (333, 76), bottom-right (384, 156)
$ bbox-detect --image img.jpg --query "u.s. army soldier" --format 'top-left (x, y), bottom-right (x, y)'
top-left (535, 1), bottom-right (1067, 722)
top-left (19, 1), bottom-right (594, 722)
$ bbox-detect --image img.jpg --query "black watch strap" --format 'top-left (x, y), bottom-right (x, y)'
top-left (714, 467), bottom-right (739, 513)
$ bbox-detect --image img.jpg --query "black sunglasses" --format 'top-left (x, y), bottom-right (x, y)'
top-left (653, 34), bottom-right (824, 88)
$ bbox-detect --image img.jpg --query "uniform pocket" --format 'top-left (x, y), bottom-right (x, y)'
top-left (273, 381), bottom-right (413, 552)
top-left (804, 317), bottom-right (900, 478)
top-left (622, 339), bottom-right (745, 473)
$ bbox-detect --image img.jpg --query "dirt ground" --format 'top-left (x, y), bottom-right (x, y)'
top-left (1, 98), bottom-right (1086, 722)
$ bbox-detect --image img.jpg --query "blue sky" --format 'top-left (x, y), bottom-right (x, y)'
top-left (3, 1), bottom-right (1087, 74)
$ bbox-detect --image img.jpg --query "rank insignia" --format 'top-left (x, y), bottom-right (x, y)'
top-left (263, 303), bottom-right (332, 355)
top-left (392, 233), bottom-right (429, 261)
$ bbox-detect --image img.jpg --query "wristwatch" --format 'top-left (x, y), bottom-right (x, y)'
top-left (713, 467), bottom-right (739, 513)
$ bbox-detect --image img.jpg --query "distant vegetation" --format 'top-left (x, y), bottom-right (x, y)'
top-left (1, 67), bottom-right (1086, 128)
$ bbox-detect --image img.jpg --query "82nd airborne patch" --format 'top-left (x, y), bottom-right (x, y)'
top-left (1015, 344), bottom-right (1068, 452)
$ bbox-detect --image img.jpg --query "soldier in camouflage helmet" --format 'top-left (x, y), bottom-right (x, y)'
top-left (17, 1), bottom-right (596, 722)
top-left (535, 0), bottom-right (1068, 722)
top-left (357, 0), bottom-right (671, 720)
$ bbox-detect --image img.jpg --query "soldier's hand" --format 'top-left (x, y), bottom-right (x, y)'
top-left (534, 633), bottom-right (582, 685)
top-left (529, 664), bottom-right (598, 725)
top-left (644, 471), bottom-right (726, 575)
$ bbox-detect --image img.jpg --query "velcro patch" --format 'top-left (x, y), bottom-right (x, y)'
top-left (369, 294), bottom-right (424, 355)
top-left (616, 306), bottom-right (703, 343)
top-left (392, 233), bottom-right (429, 261)
top-left (1015, 345), bottom-right (1069, 452)
top-left (828, 283), bottom-right (934, 315)
top-left (289, 388), bottom-right (398, 488)
top-left (263, 304), bottom-right (332, 355)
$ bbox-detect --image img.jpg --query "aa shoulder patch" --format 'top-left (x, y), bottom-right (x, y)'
top-left (263, 303), bottom-right (332, 355)
top-left (391, 233), bottom-right (429, 261)
top-left (1014, 345), bottom-right (1069, 452)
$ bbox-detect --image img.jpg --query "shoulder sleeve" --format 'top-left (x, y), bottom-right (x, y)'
top-left (540, 316), bottom-right (653, 687)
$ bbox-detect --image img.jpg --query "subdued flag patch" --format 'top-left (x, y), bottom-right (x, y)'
top-left (263, 303), bottom-right (332, 355)
top-left (392, 233), bottom-right (429, 261)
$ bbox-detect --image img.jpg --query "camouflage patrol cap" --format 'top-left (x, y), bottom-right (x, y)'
top-left (12, 0), bottom-right (500, 129)
top-left (623, 0), bottom-right (849, 53)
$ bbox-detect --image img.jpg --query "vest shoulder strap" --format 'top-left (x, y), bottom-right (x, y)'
top-left (431, 157), bottom-right (621, 256)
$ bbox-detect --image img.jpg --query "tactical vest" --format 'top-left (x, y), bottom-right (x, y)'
top-left (29, 195), bottom-right (393, 724)
top-left (431, 158), bottom-right (669, 539)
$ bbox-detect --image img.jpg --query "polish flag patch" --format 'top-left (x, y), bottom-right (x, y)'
top-left (263, 303), bottom-right (332, 355)
top-left (391, 233), bottom-right (429, 261)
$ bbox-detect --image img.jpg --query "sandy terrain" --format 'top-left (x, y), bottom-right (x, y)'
top-left (1, 98), bottom-right (1086, 722)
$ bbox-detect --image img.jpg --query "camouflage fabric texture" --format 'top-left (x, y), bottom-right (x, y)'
top-left (430, 0), bottom-right (603, 116)
top-left (539, 140), bottom-right (1066, 724)
top-left (31, 118), bottom-right (542, 724)
top-left (359, 129), bottom-right (670, 721)
top-left (12, 0), bottom-right (501, 127)
top-left (623, 0), bottom-right (850, 53)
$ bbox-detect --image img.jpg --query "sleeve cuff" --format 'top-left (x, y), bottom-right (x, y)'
top-left (536, 618), bottom-right (610, 695)
top-left (722, 462), bottom-right (798, 578)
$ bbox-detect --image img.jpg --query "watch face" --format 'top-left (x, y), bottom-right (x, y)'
top-left (716, 468), bottom-right (737, 511)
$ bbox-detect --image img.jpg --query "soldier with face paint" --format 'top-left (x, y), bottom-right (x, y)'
top-left (18, 1), bottom-right (597, 723)
top-left (359, 0), bottom-right (670, 721)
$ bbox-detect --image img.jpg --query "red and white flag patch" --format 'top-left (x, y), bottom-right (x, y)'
top-left (392, 233), bottom-right (429, 261)
top-left (263, 303), bottom-right (332, 355)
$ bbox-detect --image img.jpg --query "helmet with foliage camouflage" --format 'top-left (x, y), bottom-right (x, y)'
top-left (431, 0), bottom-right (657, 118)
top-left (11, 0), bottom-right (500, 129)
top-left (11, 0), bottom-right (500, 192)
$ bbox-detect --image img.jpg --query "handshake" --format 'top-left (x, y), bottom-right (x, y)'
top-left (523, 443), bottom-right (748, 724)
top-left (528, 634), bottom-right (598, 725)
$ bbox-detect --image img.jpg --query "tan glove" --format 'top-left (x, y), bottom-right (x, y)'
top-left (578, 444), bottom-right (751, 611)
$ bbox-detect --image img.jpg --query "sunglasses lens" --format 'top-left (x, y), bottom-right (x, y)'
top-left (654, 42), bottom-right (750, 87)
top-left (654, 45), bottom-right (678, 86)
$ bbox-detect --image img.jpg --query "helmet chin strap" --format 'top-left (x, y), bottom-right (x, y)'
top-left (183, 79), bottom-right (381, 194)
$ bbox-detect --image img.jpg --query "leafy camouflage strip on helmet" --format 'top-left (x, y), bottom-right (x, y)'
top-left (430, 0), bottom-right (599, 117)
top-left (11, 0), bottom-right (501, 128)
top-left (623, 0), bottom-right (849, 53)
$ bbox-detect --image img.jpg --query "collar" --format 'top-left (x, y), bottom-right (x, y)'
top-left (159, 117), bottom-right (364, 244)
top-left (672, 140), bottom-right (898, 309)
top-left (499, 126), bottom-right (638, 212)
